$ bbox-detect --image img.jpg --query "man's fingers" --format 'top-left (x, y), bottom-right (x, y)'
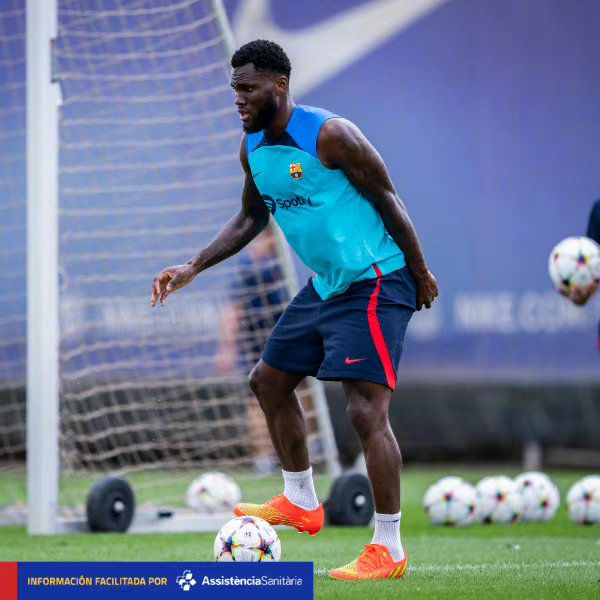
top-left (151, 272), bottom-right (172, 306)
top-left (159, 279), bottom-right (179, 306)
top-left (150, 277), bottom-right (160, 307)
top-left (150, 277), bottom-right (163, 307)
top-left (151, 265), bottom-right (195, 307)
top-left (571, 290), bottom-right (583, 304)
top-left (160, 285), bottom-right (172, 305)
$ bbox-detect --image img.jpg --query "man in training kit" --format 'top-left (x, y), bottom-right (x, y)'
top-left (565, 199), bottom-right (600, 307)
top-left (151, 40), bottom-right (438, 581)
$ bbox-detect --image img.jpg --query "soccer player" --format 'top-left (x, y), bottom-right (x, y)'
top-left (563, 199), bottom-right (600, 306)
top-left (151, 40), bottom-right (438, 581)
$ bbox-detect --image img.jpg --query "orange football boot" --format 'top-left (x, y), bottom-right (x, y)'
top-left (233, 493), bottom-right (324, 535)
top-left (329, 544), bottom-right (408, 581)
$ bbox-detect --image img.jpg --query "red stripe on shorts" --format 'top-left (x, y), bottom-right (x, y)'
top-left (367, 264), bottom-right (396, 390)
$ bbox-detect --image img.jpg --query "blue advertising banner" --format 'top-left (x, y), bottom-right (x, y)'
top-left (15, 562), bottom-right (313, 600)
top-left (227, 0), bottom-right (600, 381)
top-left (3, 0), bottom-right (600, 383)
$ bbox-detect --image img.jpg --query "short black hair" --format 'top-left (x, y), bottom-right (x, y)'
top-left (231, 39), bottom-right (291, 78)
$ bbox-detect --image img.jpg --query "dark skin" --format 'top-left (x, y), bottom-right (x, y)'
top-left (151, 62), bottom-right (438, 514)
top-left (318, 117), bottom-right (438, 309)
top-left (560, 282), bottom-right (598, 306)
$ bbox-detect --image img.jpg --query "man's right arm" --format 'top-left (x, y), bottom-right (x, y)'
top-left (151, 137), bottom-right (269, 307)
top-left (191, 173), bottom-right (269, 273)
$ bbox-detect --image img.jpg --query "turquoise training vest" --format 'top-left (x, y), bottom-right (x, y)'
top-left (246, 104), bottom-right (406, 300)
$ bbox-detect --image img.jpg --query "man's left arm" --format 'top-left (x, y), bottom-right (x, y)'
top-left (318, 118), bottom-right (438, 310)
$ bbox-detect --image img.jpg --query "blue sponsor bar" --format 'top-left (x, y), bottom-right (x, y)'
top-left (18, 562), bottom-right (313, 599)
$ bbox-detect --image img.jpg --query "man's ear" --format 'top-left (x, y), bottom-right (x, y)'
top-left (275, 75), bottom-right (288, 93)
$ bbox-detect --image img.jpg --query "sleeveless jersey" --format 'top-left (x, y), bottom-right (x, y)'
top-left (246, 104), bottom-right (405, 300)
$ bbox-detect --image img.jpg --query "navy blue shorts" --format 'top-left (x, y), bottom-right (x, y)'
top-left (262, 266), bottom-right (416, 390)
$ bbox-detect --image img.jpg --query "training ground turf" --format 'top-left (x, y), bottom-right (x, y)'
top-left (0, 467), bottom-right (598, 599)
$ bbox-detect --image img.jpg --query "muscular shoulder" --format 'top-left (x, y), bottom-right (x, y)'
top-left (318, 118), bottom-right (367, 169)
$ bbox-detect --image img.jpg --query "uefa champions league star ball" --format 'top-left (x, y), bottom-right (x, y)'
top-left (423, 476), bottom-right (477, 526)
top-left (548, 236), bottom-right (600, 295)
top-left (186, 472), bottom-right (241, 512)
top-left (475, 476), bottom-right (523, 524)
top-left (214, 516), bottom-right (281, 562)
top-left (566, 475), bottom-right (600, 525)
top-left (514, 472), bottom-right (560, 522)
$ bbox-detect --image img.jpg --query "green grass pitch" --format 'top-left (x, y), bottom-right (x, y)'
top-left (0, 467), bottom-right (598, 599)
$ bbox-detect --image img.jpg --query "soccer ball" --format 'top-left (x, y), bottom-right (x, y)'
top-left (423, 476), bottom-right (477, 526)
top-left (548, 236), bottom-right (600, 295)
top-left (475, 476), bottom-right (523, 524)
top-left (214, 516), bottom-right (281, 562)
top-left (514, 471), bottom-right (560, 522)
top-left (186, 472), bottom-right (241, 512)
top-left (566, 475), bottom-right (600, 524)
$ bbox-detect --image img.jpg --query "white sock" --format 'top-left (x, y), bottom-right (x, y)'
top-left (371, 511), bottom-right (405, 562)
top-left (282, 467), bottom-right (320, 511)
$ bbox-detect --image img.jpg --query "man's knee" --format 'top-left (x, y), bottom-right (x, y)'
top-left (346, 386), bottom-right (390, 440)
top-left (345, 382), bottom-right (390, 439)
top-left (248, 363), bottom-right (266, 398)
top-left (248, 361), bottom-right (297, 402)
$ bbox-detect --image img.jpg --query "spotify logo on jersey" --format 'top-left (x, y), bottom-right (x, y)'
top-left (261, 194), bottom-right (313, 215)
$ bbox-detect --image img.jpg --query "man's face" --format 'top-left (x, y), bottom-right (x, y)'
top-left (231, 63), bottom-right (280, 134)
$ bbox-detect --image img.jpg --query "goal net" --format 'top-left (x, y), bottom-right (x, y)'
top-left (0, 0), bottom-right (339, 530)
top-left (0, 1), bottom-right (27, 524)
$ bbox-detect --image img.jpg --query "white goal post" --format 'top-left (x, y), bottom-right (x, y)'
top-left (23, 0), bottom-right (340, 535)
top-left (26, 0), bottom-right (61, 535)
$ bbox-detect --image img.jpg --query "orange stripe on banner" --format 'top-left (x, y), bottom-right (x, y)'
top-left (367, 264), bottom-right (396, 390)
top-left (0, 562), bottom-right (18, 600)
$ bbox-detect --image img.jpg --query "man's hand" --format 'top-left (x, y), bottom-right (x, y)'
top-left (560, 281), bottom-right (599, 306)
top-left (415, 269), bottom-right (439, 311)
top-left (151, 264), bottom-right (198, 307)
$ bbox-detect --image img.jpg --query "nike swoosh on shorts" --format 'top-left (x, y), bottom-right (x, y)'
top-left (345, 356), bottom-right (367, 364)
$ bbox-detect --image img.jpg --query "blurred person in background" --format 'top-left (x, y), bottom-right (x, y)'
top-left (564, 199), bottom-right (600, 307)
top-left (217, 225), bottom-right (322, 473)
top-left (151, 39), bottom-right (438, 581)
top-left (217, 225), bottom-right (286, 474)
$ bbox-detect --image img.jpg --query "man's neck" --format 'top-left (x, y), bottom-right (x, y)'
top-left (264, 98), bottom-right (296, 139)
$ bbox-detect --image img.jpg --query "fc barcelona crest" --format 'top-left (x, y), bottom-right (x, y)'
top-left (289, 163), bottom-right (303, 180)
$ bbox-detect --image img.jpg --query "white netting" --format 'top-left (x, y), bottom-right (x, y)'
top-left (56, 0), bottom-right (330, 507)
top-left (0, 0), bottom-right (333, 521)
top-left (0, 1), bottom-right (27, 514)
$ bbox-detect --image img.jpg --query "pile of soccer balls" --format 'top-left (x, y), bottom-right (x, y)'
top-left (423, 472), bottom-right (600, 526)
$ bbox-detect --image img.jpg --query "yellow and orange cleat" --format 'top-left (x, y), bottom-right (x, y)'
top-left (329, 544), bottom-right (408, 581)
top-left (233, 493), bottom-right (324, 536)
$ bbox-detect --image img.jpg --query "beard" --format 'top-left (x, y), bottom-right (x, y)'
top-left (244, 94), bottom-right (278, 134)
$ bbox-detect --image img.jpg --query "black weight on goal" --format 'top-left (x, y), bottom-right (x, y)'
top-left (86, 476), bottom-right (135, 533)
top-left (326, 472), bottom-right (374, 526)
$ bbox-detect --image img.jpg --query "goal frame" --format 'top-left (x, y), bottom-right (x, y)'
top-left (26, 0), bottom-right (61, 535)
top-left (26, 0), bottom-right (340, 535)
